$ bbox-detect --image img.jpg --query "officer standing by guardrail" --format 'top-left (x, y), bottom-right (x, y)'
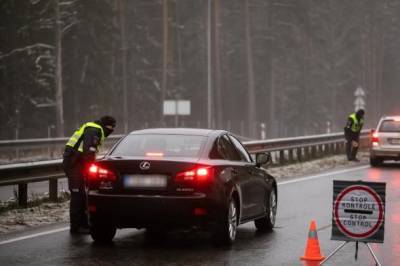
top-left (62, 115), bottom-right (116, 234)
top-left (344, 109), bottom-right (365, 162)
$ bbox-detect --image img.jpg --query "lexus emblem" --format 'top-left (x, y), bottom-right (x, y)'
top-left (140, 161), bottom-right (151, 170)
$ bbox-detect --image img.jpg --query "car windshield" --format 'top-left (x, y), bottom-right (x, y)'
top-left (111, 134), bottom-right (206, 158)
top-left (379, 120), bottom-right (400, 132)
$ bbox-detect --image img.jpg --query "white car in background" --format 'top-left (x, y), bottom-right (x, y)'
top-left (370, 116), bottom-right (400, 166)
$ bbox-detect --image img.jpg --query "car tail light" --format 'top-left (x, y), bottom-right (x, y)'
top-left (86, 163), bottom-right (117, 189)
top-left (372, 132), bottom-right (379, 146)
top-left (145, 152), bottom-right (164, 157)
top-left (175, 166), bottom-right (214, 184)
top-left (193, 207), bottom-right (207, 216)
top-left (88, 205), bottom-right (97, 213)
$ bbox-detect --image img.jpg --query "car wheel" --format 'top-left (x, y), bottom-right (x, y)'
top-left (370, 156), bottom-right (383, 167)
top-left (255, 189), bottom-right (277, 232)
top-left (213, 198), bottom-right (238, 245)
top-left (90, 216), bottom-right (116, 244)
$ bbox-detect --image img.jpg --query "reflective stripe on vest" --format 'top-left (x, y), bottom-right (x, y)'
top-left (349, 113), bottom-right (364, 133)
top-left (65, 122), bottom-right (105, 153)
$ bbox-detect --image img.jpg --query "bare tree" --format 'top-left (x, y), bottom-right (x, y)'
top-left (161, 0), bottom-right (169, 125)
top-left (54, 0), bottom-right (64, 137)
top-left (244, 0), bottom-right (256, 138)
top-left (117, 0), bottom-right (128, 133)
top-left (213, 0), bottom-right (223, 129)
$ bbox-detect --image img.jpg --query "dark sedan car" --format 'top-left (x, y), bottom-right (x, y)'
top-left (85, 128), bottom-right (277, 245)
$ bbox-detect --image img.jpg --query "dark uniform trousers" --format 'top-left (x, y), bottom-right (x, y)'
top-left (345, 139), bottom-right (359, 160)
top-left (344, 132), bottom-right (359, 161)
top-left (62, 152), bottom-right (89, 229)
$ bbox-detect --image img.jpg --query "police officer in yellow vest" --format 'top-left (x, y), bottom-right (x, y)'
top-left (344, 109), bottom-right (364, 161)
top-left (63, 115), bottom-right (116, 234)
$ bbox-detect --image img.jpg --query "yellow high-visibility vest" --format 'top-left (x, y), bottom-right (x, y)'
top-left (349, 113), bottom-right (364, 133)
top-left (65, 122), bottom-right (105, 153)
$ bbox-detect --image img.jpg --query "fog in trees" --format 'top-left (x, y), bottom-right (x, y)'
top-left (1, 0), bottom-right (400, 140)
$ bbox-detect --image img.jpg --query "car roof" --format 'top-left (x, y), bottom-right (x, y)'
top-left (379, 116), bottom-right (400, 121)
top-left (128, 128), bottom-right (226, 136)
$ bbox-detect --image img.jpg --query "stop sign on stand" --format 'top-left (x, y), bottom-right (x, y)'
top-left (321, 180), bottom-right (386, 265)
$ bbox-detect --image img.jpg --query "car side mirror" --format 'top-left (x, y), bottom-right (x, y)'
top-left (256, 152), bottom-right (272, 167)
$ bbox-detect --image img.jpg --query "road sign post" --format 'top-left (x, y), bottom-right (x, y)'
top-left (163, 100), bottom-right (191, 127)
top-left (354, 87), bottom-right (366, 112)
top-left (321, 180), bottom-right (386, 265)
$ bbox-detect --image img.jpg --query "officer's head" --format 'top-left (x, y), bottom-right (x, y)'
top-left (356, 109), bottom-right (365, 120)
top-left (100, 115), bottom-right (116, 136)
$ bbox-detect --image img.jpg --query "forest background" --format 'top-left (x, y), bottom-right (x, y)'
top-left (1, 0), bottom-right (399, 140)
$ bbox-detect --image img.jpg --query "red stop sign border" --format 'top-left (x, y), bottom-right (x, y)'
top-left (334, 185), bottom-right (384, 239)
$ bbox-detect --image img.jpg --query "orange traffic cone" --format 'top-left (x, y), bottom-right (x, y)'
top-left (300, 220), bottom-right (325, 262)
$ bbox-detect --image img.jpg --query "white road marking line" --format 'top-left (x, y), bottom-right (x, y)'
top-left (277, 165), bottom-right (369, 233)
top-left (0, 165), bottom-right (370, 246)
top-left (0, 227), bottom-right (69, 246)
top-left (277, 165), bottom-right (370, 186)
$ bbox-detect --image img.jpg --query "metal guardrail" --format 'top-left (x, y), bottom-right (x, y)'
top-left (0, 135), bottom-right (125, 165)
top-left (0, 130), bottom-right (370, 207)
top-left (0, 135), bottom-right (124, 148)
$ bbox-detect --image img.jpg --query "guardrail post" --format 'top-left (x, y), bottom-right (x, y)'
top-left (323, 144), bottom-right (329, 155)
top-left (311, 146), bottom-right (317, 159)
top-left (288, 149), bottom-right (294, 163)
top-left (340, 142), bottom-right (346, 153)
top-left (279, 150), bottom-right (285, 165)
top-left (49, 179), bottom-right (58, 202)
top-left (334, 143), bottom-right (340, 154)
top-left (296, 148), bottom-right (302, 162)
top-left (329, 143), bottom-right (334, 155)
top-left (18, 183), bottom-right (28, 207)
top-left (270, 152), bottom-right (275, 165)
top-left (335, 143), bottom-right (340, 154)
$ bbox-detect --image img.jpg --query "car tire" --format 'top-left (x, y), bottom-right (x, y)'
top-left (90, 216), bottom-right (116, 244)
top-left (370, 156), bottom-right (383, 167)
top-left (254, 189), bottom-right (277, 232)
top-left (212, 198), bottom-right (238, 246)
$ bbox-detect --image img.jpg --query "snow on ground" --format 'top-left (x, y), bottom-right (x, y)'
top-left (0, 201), bottom-right (69, 233)
top-left (267, 151), bottom-right (369, 179)
top-left (0, 152), bottom-right (369, 234)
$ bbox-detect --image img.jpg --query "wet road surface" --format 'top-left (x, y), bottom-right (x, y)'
top-left (0, 164), bottom-right (399, 265)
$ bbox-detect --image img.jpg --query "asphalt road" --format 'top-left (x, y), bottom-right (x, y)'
top-left (0, 164), bottom-right (399, 265)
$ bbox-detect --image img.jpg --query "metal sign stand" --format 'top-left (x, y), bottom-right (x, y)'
top-left (320, 241), bottom-right (381, 266)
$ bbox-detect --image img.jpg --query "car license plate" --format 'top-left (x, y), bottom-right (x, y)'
top-left (389, 138), bottom-right (400, 145)
top-left (123, 175), bottom-right (167, 189)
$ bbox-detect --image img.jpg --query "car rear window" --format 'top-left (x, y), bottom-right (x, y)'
top-left (111, 134), bottom-right (206, 158)
top-left (379, 120), bottom-right (400, 132)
